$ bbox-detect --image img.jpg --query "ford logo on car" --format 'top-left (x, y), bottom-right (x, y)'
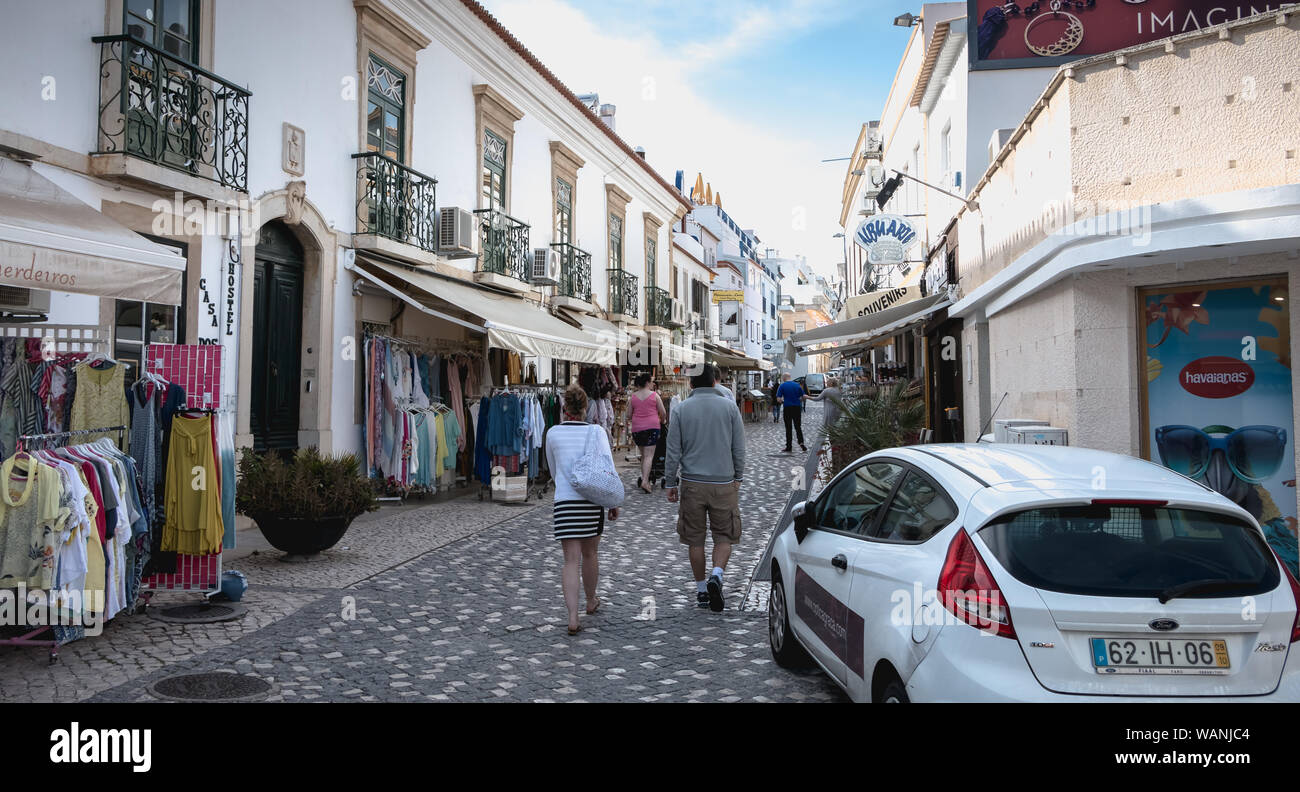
top-left (1149, 618), bottom-right (1180, 631)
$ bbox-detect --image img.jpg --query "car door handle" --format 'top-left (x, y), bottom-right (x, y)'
top-left (831, 554), bottom-right (847, 571)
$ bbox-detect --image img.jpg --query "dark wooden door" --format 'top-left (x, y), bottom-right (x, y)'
top-left (251, 222), bottom-right (304, 452)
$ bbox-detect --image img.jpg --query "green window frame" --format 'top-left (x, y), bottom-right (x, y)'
top-left (645, 237), bottom-right (657, 285)
top-left (125, 0), bottom-right (199, 63)
top-left (482, 130), bottom-right (507, 211)
top-left (608, 213), bottom-right (623, 270)
top-left (366, 54), bottom-right (405, 162)
top-left (555, 177), bottom-right (572, 245)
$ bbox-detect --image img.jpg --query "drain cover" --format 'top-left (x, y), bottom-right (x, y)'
top-left (149, 602), bottom-right (247, 624)
top-left (148, 672), bottom-right (272, 703)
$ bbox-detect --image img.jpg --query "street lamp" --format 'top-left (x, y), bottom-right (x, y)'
top-left (893, 12), bottom-right (920, 26)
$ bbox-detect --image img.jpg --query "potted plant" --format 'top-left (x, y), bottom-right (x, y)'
top-left (820, 381), bottom-right (925, 478)
top-left (235, 447), bottom-right (378, 556)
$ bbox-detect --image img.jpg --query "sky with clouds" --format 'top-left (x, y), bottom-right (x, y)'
top-left (479, 0), bottom-right (912, 280)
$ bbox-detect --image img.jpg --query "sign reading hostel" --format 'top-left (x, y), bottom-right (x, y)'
top-left (854, 214), bottom-right (918, 267)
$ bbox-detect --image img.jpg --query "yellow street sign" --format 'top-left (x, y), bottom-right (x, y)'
top-left (712, 290), bottom-right (745, 303)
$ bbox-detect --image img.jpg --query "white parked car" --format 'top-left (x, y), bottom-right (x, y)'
top-left (766, 444), bottom-right (1300, 702)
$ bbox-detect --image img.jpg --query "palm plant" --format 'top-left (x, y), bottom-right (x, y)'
top-left (820, 381), bottom-right (926, 476)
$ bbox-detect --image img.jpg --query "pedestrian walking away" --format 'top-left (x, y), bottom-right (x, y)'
top-left (776, 372), bottom-right (807, 453)
top-left (664, 364), bottom-right (746, 612)
top-left (544, 384), bottom-right (621, 634)
top-left (628, 372), bottom-right (668, 494)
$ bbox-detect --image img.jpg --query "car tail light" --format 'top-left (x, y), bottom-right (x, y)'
top-left (1091, 499), bottom-right (1168, 506)
top-left (938, 530), bottom-right (1016, 639)
top-left (1271, 548), bottom-right (1300, 643)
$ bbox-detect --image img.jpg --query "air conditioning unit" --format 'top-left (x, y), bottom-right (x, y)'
top-left (438, 207), bottom-right (475, 256)
top-left (1005, 425), bottom-right (1069, 446)
top-left (530, 247), bottom-right (560, 285)
top-left (861, 164), bottom-right (885, 200)
top-left (994, 418), bottom-right (1046, 443)
top-left (0, 286), bottom-right (50, 315)
top-left (988, 128), bottom-right (1014, 166)
top-left (669, 298), bottom-right (686, 326)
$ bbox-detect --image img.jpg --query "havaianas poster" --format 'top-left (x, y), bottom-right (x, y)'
top-left (1142, 278), bottom-right (1297, 575)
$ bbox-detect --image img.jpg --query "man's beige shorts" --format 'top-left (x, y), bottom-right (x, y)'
top-left (676, 480), bottom-right (742, 547)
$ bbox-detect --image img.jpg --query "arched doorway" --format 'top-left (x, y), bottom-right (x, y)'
top-left (251, 221), bottom-right (304, 452)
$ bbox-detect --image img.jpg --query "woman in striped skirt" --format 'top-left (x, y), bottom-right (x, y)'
top-left (545, 384), bottom-right (621, 634)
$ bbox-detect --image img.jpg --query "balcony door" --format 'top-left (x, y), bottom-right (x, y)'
top-left (251, 221), bottom-right (304, 453)
top-left (123, 0), bottom-right (202, 172)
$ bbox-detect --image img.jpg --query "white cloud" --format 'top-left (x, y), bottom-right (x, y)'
top-left (484, 0), bottom-right (851, 280)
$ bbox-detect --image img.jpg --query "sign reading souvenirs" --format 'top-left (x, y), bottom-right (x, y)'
top-left (843, 285), bottom-right (921, 318)
top-left (854, 214), bottom-right (918, 268)
top-left (968, 0), bottom-right (1287, 69)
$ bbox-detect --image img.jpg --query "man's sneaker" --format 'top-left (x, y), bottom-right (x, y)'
top-left (696, 591), bottom-right (710, 608)
top-left (783, 447), bottom-right (792, 454)
top-left (799, 443), bottom-right (807, 453)
top-left (706, 574), bottom-right (724, 612)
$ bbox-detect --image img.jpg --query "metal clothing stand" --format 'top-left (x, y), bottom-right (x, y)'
top-left (1, 425), bottom-right (130, 663)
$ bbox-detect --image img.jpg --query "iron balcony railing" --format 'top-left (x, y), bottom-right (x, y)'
top-left (552, 242), bottom-right (592, 302)
top-left (474, 209), bottom-right (530, 281)
top-left (608, 269), bottom-right (639, 319)
top-left (645, 286), bottom-right (671, 327)
top-left (352, 152), bottom-right (438, 253)
top-left (93, 35), bottom-right (251, 192)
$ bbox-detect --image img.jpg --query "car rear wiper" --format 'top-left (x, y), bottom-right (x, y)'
top-left (1158, 578), bottom-right (1259, 604)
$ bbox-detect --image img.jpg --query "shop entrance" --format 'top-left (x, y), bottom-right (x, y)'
top-left (251, 221), bottom-right (304, 452)
top-left (927, 317), bottom-right (964, 442)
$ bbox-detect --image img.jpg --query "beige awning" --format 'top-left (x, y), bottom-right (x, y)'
top-left (798, 295), bottom-right (952, 357)
top-left (351, 255), bottom-right (617, 365)
top-left (793, 292), bottom-right (948, 350)
top-left (0, 160), bottom-right (185, 304)
top-left (703, 341), bottom-right (761, 369)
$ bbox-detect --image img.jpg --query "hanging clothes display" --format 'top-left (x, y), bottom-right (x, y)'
top-left (160, 413), bottom-right (223, 556)
top-left (69, 358), bottom-right (131, 449)
top-left (361, 333), bottom-right (473, 495)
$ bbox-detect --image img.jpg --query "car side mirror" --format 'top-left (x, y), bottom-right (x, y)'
top-left (792, 500), bottom-right (812, 543)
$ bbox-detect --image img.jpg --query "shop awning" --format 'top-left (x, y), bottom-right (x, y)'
top-left (350, 255), bottom-right (617, 365)
top-left (0, 160), bottom-right (186, 304)
top-left (703, 341), bottom-right (762, 370)
top-left (792, 292), bottom-right (948, 350)
top-left (798, 295), bottom-right (953, 357)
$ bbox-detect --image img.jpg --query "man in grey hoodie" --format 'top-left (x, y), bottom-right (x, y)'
top-left (665, 363), bottom-right (746, 612)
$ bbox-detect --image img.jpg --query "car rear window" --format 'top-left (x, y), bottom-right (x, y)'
top-left (977, 504), bottom-right (1280, 598)
top-left (806, 374), bottom-right (824, 389)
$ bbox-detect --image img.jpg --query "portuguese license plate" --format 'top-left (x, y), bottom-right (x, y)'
top-left (1091, 638), bottom-right (1230, 675)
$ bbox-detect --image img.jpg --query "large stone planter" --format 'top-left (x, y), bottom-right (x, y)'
top-left (252, 514), bottom-right (354, 556)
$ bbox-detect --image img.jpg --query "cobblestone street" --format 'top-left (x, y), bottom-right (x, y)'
top-left (1, 402), bottom-right (845, 703)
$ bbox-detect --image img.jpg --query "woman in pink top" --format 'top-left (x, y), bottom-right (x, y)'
top-left (628, 372), bottom-right (668, 494)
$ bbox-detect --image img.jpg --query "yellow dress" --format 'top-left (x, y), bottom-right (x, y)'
top-left (161, 415), bottom-right (223, 555)
top-left (433, 413), bottom-right (446, 478)
top-left (69, 362), bottom-right (131, 450)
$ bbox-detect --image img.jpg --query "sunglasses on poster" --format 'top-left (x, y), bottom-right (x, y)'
top-left (1155, 425), bottom-right (1289, 485)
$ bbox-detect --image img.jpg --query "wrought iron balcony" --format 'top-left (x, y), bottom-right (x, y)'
top-left (94, 35), bottom-right (251, 192)
top-left (474, 209), bottom-right (530, 281)
top-left (552, 242), bottom-right (592, 302)
top-left (608, 269), bottom-right (639, 319)
top-left (353, 152), bottom-right (438, 253)
top-left (645, 286), bottom-right (671, 327)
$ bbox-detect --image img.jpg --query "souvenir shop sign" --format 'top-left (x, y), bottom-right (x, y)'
top-left (843, 285), bottom-right (921, 319)
top-left (854, 214), bottom-right (918, 268)
top-left (968, 0), bottom-right (1282, 70)
top-left (1141, 278), bottom-right (1296, 568)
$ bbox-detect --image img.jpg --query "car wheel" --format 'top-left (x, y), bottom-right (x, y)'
top-left (879, 678), bottom-right (910, 703)
top-left (768, 574), bottom-right (812, 668)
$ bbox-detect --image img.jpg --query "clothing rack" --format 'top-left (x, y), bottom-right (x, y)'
top-left (16, 425), bottom-right (127, 451)
top-left (365, 330), bottom-right (483, 357)
top-left (477, 386), bottom-right (560, 502)
top-left (3, 424), bottom-right (131, 663)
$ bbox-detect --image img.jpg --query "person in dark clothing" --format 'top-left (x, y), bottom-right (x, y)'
top-left (775, 372), bottom-right (807, 453)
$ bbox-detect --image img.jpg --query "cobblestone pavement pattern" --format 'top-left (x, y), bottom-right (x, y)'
top-left (2, 400), bottom-right (845, 702)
